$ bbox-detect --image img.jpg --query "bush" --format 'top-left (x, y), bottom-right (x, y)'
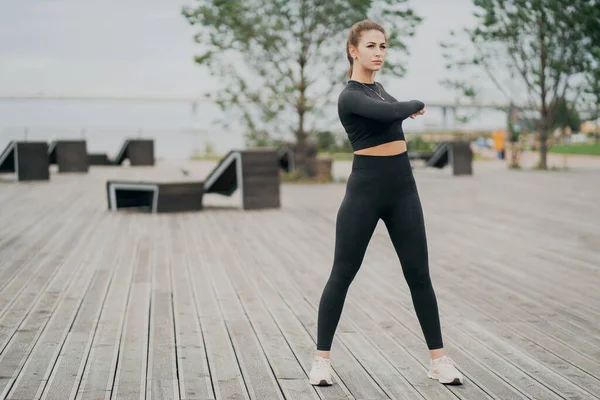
top-left (407, 136), bottom-right (436, 152)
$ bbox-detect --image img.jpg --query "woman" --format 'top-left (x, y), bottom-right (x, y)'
top-left (309, 19), bottom-right (464, 387)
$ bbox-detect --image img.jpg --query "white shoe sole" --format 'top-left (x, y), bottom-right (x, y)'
top-left (427, 373), bottom-right (464, 385)
top-left (309, 378), bottom-right (333, 386)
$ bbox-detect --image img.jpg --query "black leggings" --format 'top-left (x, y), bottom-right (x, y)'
top-left (316, 152), bottom-right (443, 351)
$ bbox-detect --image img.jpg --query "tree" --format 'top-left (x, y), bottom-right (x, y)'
top-left (584, 69), bottom-right (600, 143)
top-left (581, 0), bottom-right (600, 142)
top-left (315, 130), bottom-right (338, 152)
top-left (441, 0), bottom-right (592, 169)
top-left (182, 0), bottom-right (422, 176)
top-left (550, 96), bottom-right (581, 135)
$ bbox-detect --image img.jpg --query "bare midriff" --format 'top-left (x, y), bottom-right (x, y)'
top-left (353, 140), bottom-right (406, 156)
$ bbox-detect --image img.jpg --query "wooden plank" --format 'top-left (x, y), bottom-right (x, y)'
top-left (328, 197), bottom-right (600, 362)
top-left (241, 165), bottom-right (280, 177)
top-left (75, 219), bottom-right (140, 400)
top-left (242, 197), bottom-right (280, 211)
top-left (0, 158), bottom-right (598, 400)
top-left (475, 321), bottom-right (600, 397)
top-left (146, 216), bottom-right (179, 400)
top-left (4, 214), bottom-right (119, 400)
top-left (0, 191), bottom-right (68, 269)
top-left (243, 186), bottom-right (280, 197)
top-left (0, 179), bottom-right (72, 265)
top-left (40, 215), bottom-right (131, 400)
top-left (111, 229), bottom-right (154, 400)
top-left (342, 226), bottom-right (599, 400)
top-left (437, 212), bottom-right (600, 319)
top-left (182, 215), bottom-right (250, 400)
top-left (203, 213), bottom-right (321, 400)
top-left (348, 238), bottom-right (566, 400)
top-left (276, 219), bottom-right (469, 400)
top-left (456, 321), bottom-right (598, 400)
top-left (204, 213), bottom-right (349, 400)
top-left (167, 216), bottom-right (214, 400)
top-left (427, 258), bottom-right (600, 364)
top-left (338, 332), bottom-right (429, 400)
top-left (241, 151), bottom-right (279, 165)
top-left (191, 214), bottom-right (285, 400)
top-left (437, 253), bottom-right (600, 353)
top-left (235, 213), bottom-right (390, 400)
top-left (0, 184), bottom-right (91, 289)
top-left (262, 210), bottom-right (519, 400)
top-left (441, 323), bottom-right (564, 400)
top-left (0, 210), bottom-right (106, 397)
top-left (0, 205), bottom-right (100, 355)
top-left (505, 321), bottom-right (600, 379)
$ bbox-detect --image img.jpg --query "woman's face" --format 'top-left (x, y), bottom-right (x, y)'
top-left (351, 29), bottom-right (387, 72)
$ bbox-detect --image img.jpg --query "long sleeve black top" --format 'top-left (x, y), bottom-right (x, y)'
top-left (337, 80), bottom-right (425, 151)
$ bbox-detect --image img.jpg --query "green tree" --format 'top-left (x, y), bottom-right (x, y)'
top-left (315, 130), bottom-right (337, 152)
top-left (441, 0), bottom-right (592, 169)
top-left (550, 97), bottom-right (581, 135)
top-left (581, 0), bottom-right (600, 141)
top-left (182, 0), bottom-right (422, 176)
top-left (584, 69), bottom-right (600, 143)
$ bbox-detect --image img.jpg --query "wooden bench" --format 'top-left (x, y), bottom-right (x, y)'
top-left (113, 139), bottom-right (155, 166)
top-left (0, 141), bottom-right (50, 181)
top-left (88, 153), bottom-right (110, 166)
top-left (106, 180), bottom-right (204, 213)
top-left (89, 139), bottom-right (155, 166)
top-left (48, 140), bottom-right (89, 173)
top-left (426, 141), bottom-right (473, 175)
top-left (277, 145), bottom-right (295, 173)
top-left (277, 142), bottom-right (318, 177)
top-left (204, 149), bottom-right (281, 210)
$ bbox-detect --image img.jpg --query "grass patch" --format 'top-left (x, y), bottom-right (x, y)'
top-left (318, 152), bottom-right (354, 161)
top-left (548, 143), bottom-right (600, 156)
top-left (189, 154), bottom-right (224, 161)
top-left (473, 152), bottom-right (494, 161)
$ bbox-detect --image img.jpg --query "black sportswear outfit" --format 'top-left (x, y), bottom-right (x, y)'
top-left (316, 80), bottom-right (443, 351)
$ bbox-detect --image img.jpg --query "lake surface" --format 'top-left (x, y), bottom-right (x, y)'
top-left (0, 98), bottom-right (507, 160)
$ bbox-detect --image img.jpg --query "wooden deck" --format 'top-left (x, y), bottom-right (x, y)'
top-left (0, 159), bottom-right (599, 400)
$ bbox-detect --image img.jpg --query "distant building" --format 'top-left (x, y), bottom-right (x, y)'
top-left (580, 120), bottom-right (600, 134)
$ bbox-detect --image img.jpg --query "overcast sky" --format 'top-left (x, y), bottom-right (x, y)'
top-left (0, 0), bottom-right (491, 102)
top-left (0, 0), bottom-right (509, 155)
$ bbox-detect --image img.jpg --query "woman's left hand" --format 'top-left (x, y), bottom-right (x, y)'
top-left (410, 108), bottom-right (425, 119)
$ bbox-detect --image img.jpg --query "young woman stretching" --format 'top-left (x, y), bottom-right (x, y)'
top-left (309, 19), bottom-right (464, 387)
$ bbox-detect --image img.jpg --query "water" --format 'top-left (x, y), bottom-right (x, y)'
top-left (0, 98), bottom-right (508, 160)
top-left (0, 99), bottom-right (248, 160)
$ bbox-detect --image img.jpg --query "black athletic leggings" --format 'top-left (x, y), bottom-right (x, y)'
top-left (316, 152), bottom-right (443, 351)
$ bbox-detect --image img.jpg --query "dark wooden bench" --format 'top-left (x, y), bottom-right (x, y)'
top-left (89, 153), bottom-right (110, 166)
top-left (88, 139), bottom-right (155, 166)
top-left (204, 149), bottom-right (281, 210)
top-left (48, 140), bottom-right (89, 173)
top-left (426, 141), bottom-right (473, 175)
top-left (0, 141), bottom-right (50, 181)
top-left (277, 145), bottom-right (295, 173)
top-left (106, 180), bottom-right (204, 213)
top-left (276, 142), bottom-right (318, 177)
top-left (113, 139), bottom-right (155, 166)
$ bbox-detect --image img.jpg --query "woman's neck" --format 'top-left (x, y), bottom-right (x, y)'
top-left (350, 66), bottom-right (376, 84)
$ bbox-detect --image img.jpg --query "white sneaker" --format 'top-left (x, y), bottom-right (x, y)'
top-left (309, 356), bottom-right (333, 386)
top-left (427, 356), bottom-right (464, 385)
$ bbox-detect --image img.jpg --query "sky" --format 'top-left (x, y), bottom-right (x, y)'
top-left (0, 0), bottom-right (215, 96)
top-left (0, 0), bottom-right (507, 156)
top-left (0, 0), bottom-right (489, 99)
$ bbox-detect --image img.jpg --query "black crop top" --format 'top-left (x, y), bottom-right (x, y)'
top-left (337, 80), bottom-right (425, 151)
